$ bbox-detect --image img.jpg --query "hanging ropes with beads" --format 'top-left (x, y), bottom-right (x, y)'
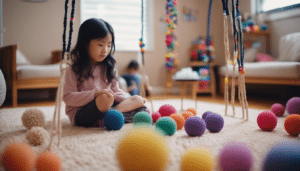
top-left (48, 0), bottom-right (75, 150)
top-left (222, 0), bottom-right (248, 120)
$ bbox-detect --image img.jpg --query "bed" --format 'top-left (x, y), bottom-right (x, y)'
top-left (0, 45), bottom-right (61, 107)
top-left (218, 32), bottom-right (300, 95)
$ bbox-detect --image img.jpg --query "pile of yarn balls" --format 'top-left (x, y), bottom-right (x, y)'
top-left (257, 97), bottom-right (300, 136)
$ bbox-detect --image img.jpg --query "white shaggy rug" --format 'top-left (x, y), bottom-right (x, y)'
top-left (0, 99), bottom-right (299, 171)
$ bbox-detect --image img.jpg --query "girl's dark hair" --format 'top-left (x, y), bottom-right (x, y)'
top-left (127, 60), bottom-right (139, 70)
top-left (71, 18), bottom-right (116, 83)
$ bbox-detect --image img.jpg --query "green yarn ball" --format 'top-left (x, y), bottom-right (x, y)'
top-left (133, 111), bottom-right (153, 126)
top-left (155, 117), bottom-right (177, 136)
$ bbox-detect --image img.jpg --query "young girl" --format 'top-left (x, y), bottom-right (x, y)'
top-left (63, 18), bottom-right (147, 127)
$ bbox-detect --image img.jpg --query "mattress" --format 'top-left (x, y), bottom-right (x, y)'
top-left (219, 61), bottom-right (300, 79)
top-left (17, 64), bottom-right (61, 79)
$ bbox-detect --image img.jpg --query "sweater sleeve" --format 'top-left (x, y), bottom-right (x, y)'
top-left (63, 66), bottom-right (95, 107)
top-left (111, 70), bottom-right (130, 102)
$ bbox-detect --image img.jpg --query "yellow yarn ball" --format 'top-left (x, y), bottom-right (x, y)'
top-left (180, 147), bottom-right (214, 171)
top-left (116, 128), bottom-right (170, 171)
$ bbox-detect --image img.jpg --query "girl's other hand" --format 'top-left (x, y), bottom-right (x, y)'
top-left (95, 89), bottom-right (115, 98)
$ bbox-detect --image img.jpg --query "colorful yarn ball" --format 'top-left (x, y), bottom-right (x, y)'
top-left (180, 147), bottom-right (213, 171)
top-left (286, 97), bottom-right (300, 115)
top-left (155, 117), bottom-right (177, 136)
top-left (133, 111), bottom-right (152, 126)
top-left (219, 141), bottom-right (254, 171)
top-left (257, 111), bottom-right (277, 131)
top-left (263, 141), bottom-right (300, 171)
top-left (284, 114), bottom-right (300, 136)
top-left (116, 128), bottom-right (169, 171)
top-left (21, 108), bottom-right (45, 130)
top-left (205, 113), bottom-right (224, 133)
top-left (104, 110), bottom-right (125, 131)
top-left (186, 108), bottom-right (197, 116)
top-left (1, 142), bottom-right (35, 171)
top-left (25, 126), bottom-right (50, 146)
top-left (169, 114), bottom-right (185, 130)
top-left (202, 111), bottom-right (213, 119)
top-left (158, 104), bottom-right (177, 117)
top-left (181, 111), bottom-right (194, 120)
top-left (151, 112), bottom-right (161, 123)
top-left (184, 116), bottom-right (206, 137)
top-left (271, 103), bottom-right (285, 117)
top-left (36, 151), bottom-right (61, 171)
top-left (260, 24), bottom-right (268, 31)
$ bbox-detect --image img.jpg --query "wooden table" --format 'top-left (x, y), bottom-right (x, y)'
top-left (176, 80), bottom-right (198, 112)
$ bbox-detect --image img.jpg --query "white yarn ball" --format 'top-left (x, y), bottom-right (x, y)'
top-left (25, 126), bottom-right (50, 146)
top-left (21, 108), bottom-right (45, 130)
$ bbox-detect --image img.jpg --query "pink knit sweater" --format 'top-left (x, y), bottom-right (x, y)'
top-left (63, 65), bottom-right (129, 126)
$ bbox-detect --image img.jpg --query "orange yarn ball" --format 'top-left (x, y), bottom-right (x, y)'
top-left (186, 108), bottom-right (197, 116)
top-left (141, 48), bottom-right (146, 53)
top-left (181, 111), bottom-right (194, 121)
top-left (284, 114), bottom-right (300, 136)
top-left (1, 143), bottom-right (35, 171)
top-left (169, 114), bottom-right (185, 130)
top-left (36, 151), bottom-right (61, 171)
top-left (241, 69), bottom-right (246, 75)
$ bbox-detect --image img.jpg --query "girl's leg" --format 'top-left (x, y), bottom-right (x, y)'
top-left (95, 93), bottom-right (114, 113)
top-left (114, 95), bottom-right (145, 113)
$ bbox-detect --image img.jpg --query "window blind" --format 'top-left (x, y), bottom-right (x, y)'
top-left (81, 0), bottom-right (149, 51)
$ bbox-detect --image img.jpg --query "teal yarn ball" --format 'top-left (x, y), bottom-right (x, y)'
top-left (155, 117), bottom-right (177, 136)
top-left (104, 110), bottom-right (125, 131)
top-left (133, 111), bottom-right (153, 125)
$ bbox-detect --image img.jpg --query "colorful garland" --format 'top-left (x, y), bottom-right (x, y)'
top-left (139, 0), bottom-right (145, 65)
top-left (165, 0), bottom-right (178, 70)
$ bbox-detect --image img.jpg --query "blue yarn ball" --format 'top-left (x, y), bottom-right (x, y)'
top-left (104, 110), bottom-right (125, 131)
top-left (184, 116), bottom-right (206, 137)
top-left (155, 117), bottom-right (177, 136)
top-left (260, 24), bottom-right (268, 31)
top-left (133, 111), bottom-right (153, 126)
top-left (205, 113), bottom-right (224, 133)
top-left (263, 141), bottom-right (300, 171)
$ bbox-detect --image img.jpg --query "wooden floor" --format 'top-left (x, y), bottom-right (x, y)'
top-left (1, 92), bottom-right (285, 111)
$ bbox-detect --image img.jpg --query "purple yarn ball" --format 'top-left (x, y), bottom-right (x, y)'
top-left (184, 116), bottom-right (206, 137)
top-left (202, 111), bottom-right (213, 119)
top-left (286, 97), bottom-right (300, 115)
top-left (205, 113), bottom-right (224, 133)
top-left (219, 141), bottom-right (254, 171)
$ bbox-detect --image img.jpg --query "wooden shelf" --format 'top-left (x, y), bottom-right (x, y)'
top-left (189, 61), bottom-right (215, 67)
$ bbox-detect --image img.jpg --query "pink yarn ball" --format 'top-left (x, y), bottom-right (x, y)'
top-left (158, 104), bottom-right (177, 117)
top-left (219, 141), bottom-right (254, 171)
top-left (271, 103), bottom-right (285, 117)
top-left (257, 111), bottom-right (277, 131)
top-left (151, 112), bottom-right (161, 123)
top-left (286, 97), bottom-right (300, 115)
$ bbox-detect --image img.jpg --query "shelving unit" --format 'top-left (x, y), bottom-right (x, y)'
top-left (243, 30), bottom-right (270, 54)
top-left (189, 61), bottom-right (216, 96)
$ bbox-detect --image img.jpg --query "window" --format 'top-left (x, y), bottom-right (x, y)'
top-left (80, 0), bottom-right (152, 51)
top-left (257, 0), bottom-right (300, 13)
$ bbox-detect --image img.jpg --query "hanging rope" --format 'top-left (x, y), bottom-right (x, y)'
top-left (48, 0), bottom-right (75, 150)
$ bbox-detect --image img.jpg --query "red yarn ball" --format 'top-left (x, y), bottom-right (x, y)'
top-left (271, 103), bottom-right (285, 117)
top-left (257, 111), bottom-right (277, 131)
top-left (158, 104), bottom-right (177, 117)
top-left (284, 114), bottom-right (300, 136)
top-left (151, 112), bottom-right (161, 123)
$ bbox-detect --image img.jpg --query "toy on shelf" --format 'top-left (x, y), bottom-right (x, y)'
top-left (242, 12), bottom-right (268, 33)
top-left (190, 36), bottom-right (215, 62)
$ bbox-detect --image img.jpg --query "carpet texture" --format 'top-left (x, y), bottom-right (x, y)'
top-left (0, 99), bottom-right (299, 171)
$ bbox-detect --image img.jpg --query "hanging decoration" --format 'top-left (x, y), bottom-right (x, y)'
top-left (222, 0), bottom-right (248, 120)
top-left (165, 0), bottom-right (179, 71)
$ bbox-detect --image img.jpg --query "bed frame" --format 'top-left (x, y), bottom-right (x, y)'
top-left (0, 45), bottom-right (60, 107)
top-left (219, 75), bottom-right (300, 95)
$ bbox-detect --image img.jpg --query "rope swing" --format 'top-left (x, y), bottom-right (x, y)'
top-left (48, 0), bottom-right (75, 150)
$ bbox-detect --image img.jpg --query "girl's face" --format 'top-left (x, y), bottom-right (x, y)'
top-left (87, 34), bottom-right (112, 65)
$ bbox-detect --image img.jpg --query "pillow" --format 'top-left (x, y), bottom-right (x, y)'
top-left (244, 42), bottom-right (260, 62)
top-left (16, 49), bottom-right (31, 65)
top-left (278, 32), bottom-right (300, 62)
top-left (255, 53), bottom-right (275, 62)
